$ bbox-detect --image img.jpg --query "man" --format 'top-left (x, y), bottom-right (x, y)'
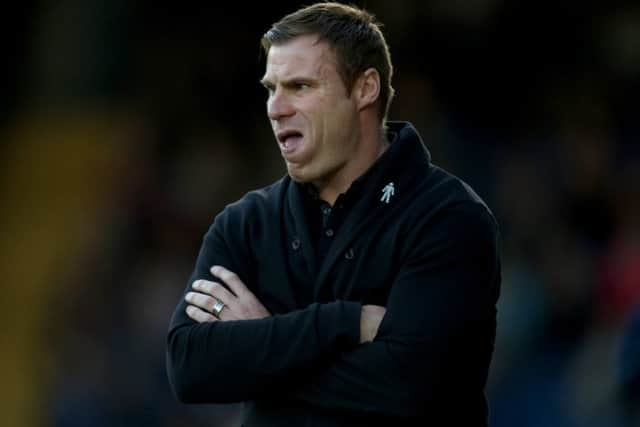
top-left (167, 3), bottom-right (501, 426)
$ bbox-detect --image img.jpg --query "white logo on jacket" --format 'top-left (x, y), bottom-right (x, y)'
top-left (381, 182), bottom-right (395, 204)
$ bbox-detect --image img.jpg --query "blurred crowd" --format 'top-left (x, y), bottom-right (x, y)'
top-left (1, 1), bottom-right (638, 426)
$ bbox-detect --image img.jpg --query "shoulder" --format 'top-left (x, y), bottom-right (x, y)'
top-left (212, 175), bottom-right (289, 233)
top-left (398, 164), bottom-right (499, 252)
top-left (425, 165), bottom-right (490, 207)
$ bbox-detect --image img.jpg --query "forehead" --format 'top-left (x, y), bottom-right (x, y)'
top-left (264, 34), bottom-right (339, 80)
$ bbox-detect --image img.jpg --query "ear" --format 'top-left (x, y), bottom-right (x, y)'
top-left (354, 68), bottom-right (380, 111)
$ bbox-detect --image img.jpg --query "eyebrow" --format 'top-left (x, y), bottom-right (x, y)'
top-left (259, 78), bottom-right (273, 88)
top-left (259, 76), bottom-right (315, 88)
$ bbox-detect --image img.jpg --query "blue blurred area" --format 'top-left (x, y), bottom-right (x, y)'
top-left (1, 1), bottom-right (638, 426)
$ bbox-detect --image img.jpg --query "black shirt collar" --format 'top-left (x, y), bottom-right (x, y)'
top-left (301, 121), bottom-right (428, 208)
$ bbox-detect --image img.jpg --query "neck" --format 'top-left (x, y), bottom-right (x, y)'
top-left (316, 127), bottom-right (388, 206)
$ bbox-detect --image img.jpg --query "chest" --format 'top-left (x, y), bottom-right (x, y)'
top-left (251, 211), bottom-right (412, 313)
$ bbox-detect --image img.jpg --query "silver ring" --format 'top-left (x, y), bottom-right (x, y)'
top-left (212, 300), bottom-right (226, 317)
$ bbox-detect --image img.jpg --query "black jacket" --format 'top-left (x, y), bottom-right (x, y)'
top-left (167, 122), bottom-right (501, 426)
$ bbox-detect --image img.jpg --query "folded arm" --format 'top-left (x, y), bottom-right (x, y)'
top-left (166, 211), bottom-right (362, 403)
top-left (291, 204), bottom-right (501, 416)
top-left (167, 200), bottom-right (499, 415)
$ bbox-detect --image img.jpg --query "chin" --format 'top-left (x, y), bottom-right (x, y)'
top-left (287, 170), bottom-right (309, 183)
top-left (285, 163), bottom-right (312, 183)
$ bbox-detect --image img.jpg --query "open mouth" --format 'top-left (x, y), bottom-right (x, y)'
top-left (277, 130), bottom-right (304, 155)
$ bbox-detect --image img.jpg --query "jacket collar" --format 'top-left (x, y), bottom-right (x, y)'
top-left (286, 121), bottom-right (431, 283)
top-left (299, 121), bottom-right (431, 208)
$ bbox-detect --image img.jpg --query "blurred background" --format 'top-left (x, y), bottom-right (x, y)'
top-left (1, 0), bottom-right (639, 426)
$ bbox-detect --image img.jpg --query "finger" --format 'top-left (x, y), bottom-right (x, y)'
top-left (185, 291), bottom-right (218, 314)
top-left (210, 266), bottom-right (249, 297)
top-left (192, 279), bottom-right (236, 304)
top-left (186, 291), bottom-right (235, 321)
top-left (186, 305), bottom-right (217, 323)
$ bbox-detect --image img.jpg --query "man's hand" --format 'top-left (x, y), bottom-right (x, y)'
top-left (185, 265), bottom-right (271, 323)
top-left (360, 305), bottom-right (386, 343)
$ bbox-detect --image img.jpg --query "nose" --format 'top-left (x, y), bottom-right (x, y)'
top-left (267, 89), bottom-right (295, 121)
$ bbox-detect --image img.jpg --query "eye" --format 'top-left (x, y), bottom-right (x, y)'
top-left (294, 82), bottom-right (310, 91)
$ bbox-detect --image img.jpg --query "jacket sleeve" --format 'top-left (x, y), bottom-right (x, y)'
top-left (291, 203), bottom-right (501, 416)
top-left (166, 204), bottom-right (361, 404)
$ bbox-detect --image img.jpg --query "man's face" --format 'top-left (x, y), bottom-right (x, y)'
top-left (261, 35), bottom-right (361, 186)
